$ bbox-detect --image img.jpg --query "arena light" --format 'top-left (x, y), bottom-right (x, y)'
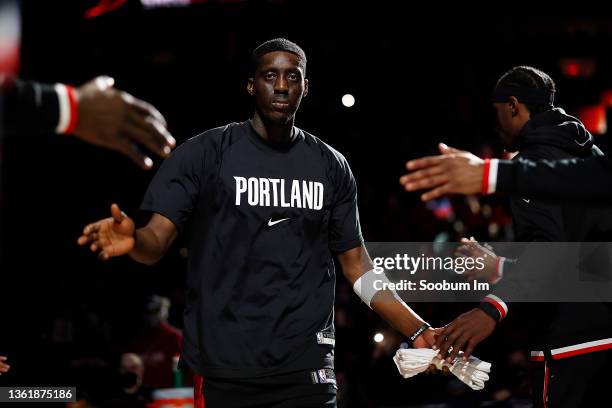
top-left (601, 90), bottom-right (612, 107)
top-left (566, 62), bottom-right (579, 77)
top-left (84, 0), bottom-right (128, 19)
top-left (141, 0), bottom-right (190, 8)
top-left (374, 333), bottom-right (384, 343)
top-left (342, 94), bottom-right (355, 108)
top-left (140, 0), bottom-right (248, 9)
top-left (559, 58), bottom-right (597, 79)
top-left (575, 104), bottom-right (607, 135)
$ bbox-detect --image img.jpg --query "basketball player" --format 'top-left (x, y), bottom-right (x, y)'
top-left (78, 38), bottom-right (437, 407)
top-left (403, 67), bottom-right (612, 408)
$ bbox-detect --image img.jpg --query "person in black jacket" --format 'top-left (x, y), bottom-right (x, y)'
top-left (495, 155), bottom-right (612, 204)
top-left (490, 69), bottom-right (608, 241)
top-left (405, 66), bottom-right (612, 408)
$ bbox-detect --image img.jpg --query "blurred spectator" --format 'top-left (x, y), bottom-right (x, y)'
top-left (105, 353), bottom-right (152, 408)
top-left (124, 295), bottom-right (182, 388)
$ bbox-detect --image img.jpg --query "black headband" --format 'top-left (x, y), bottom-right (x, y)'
top-left (492, 87), bottom-right (555, 106)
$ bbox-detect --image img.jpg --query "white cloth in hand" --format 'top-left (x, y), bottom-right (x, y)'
top-left (392, 348), bottom-right (438, 378)
top-left (439, 353), bottom-right (491, 391)
top-left (394, 348), bottom-right (492, 390)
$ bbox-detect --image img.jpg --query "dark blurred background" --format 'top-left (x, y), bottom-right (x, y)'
top-left (2, 1), bottom-right (612, 407)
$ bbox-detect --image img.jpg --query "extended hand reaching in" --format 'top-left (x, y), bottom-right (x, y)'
top-left (77, 204), bottom-right (135, 260)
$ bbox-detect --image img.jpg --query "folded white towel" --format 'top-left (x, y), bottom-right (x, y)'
top-left (393, 348), bottom-right (492, 391)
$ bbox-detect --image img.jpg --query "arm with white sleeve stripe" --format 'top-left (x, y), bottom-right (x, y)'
top-left (2, 78), bottom-right (66, 136)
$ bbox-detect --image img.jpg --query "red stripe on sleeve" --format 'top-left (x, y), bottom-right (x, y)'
top-left (481, 159), bottom-right (491, 194)
top-left (65, 85), bottom-right (78, 134)
top-left (484, 297), bottom-right (506, 320)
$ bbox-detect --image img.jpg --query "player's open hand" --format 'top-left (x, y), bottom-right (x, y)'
top-left (77, 204), bottom-right (135, 260)
top-left (433, 308), bottom-right (496, 362)
top-left (73, 76), bottom-right (176, 169)
top-left (0, 356), bottom-right (10, 375)
top-left (399, 143), bottom-right (484, 201)
top-left (455, 237), bottom-right (499, 282)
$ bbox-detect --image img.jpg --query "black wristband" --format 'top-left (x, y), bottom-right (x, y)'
top-left (409, 322), bottom-right (431, 345)
top-left (478, 301), bottom-right (502, 322)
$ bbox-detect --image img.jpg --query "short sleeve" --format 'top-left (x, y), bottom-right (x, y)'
top-left (328, 154), bottom-right (364, 253)
top-left (140, 139), bottom-right (203, 233)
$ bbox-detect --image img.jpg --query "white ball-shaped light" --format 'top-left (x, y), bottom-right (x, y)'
top-left (342, 94), bottom-right (355, 108)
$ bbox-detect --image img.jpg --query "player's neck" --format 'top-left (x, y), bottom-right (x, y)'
top-left (251, 114), bottom-right (296, 145)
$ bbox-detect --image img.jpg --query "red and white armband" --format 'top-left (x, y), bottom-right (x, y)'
top-left (481, 159), bottom-right (499, 195)
top-left (478, 294), bottom-right (508, 322)
top-left (54, 83), bottom-right (78, 134)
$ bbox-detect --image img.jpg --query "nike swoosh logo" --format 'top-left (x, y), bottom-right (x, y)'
top-left (268, 217), bottom-right (291, 227)
top-left (522, 198), bottom-right (530, 204)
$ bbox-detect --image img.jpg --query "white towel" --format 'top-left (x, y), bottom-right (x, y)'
top-left (393, 348), bottom-right (492, 390)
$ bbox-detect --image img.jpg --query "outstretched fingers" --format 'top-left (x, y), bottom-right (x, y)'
top-left (78, 223), bottom-right (99, 246)
top-left (405, 155), bottom-right (443, 171)
top-left (110, 204), bottom-right (125, 223)
top-left (420, 184), bottom-right (451, 201)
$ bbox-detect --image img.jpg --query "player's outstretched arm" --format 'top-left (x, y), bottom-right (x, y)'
top-left (77, 203), bottom-right (177, 265)
top-left (399, 143), bottom-right (484, 201)
top-left (337, 245), bottom-right (439, 348)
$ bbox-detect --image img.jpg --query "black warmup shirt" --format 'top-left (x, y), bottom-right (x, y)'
top-left (141, 120), bottom-right (363, 378)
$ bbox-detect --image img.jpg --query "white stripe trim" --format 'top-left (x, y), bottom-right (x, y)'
top-left (497, 257), bottom-right (505, 281)
top-left (531, 351), bottom-right (544, 358)
top-left (485, 293), bottom-right (508, 315)
top-left (489, 257), bottom-right (505, 285)
top-left (487, 159), bottom-right (499, 194)
top-left (551, 338), bottom-right (612, 355)
top-left (54, 83), bottom-right (71, 134)
top-left (543, 361), bottom-right (549, 408)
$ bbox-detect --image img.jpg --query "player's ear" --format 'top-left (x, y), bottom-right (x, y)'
top-left (303, 78), bottom-right (309, 98)
top-left (508, 96), bottom-right (519, 117)
top-left (247, 78), bottom-right (255, 96)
